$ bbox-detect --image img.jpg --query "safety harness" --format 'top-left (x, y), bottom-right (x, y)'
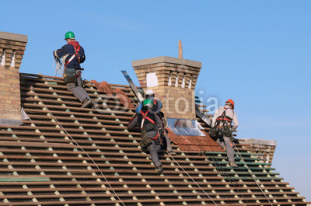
top-left (216, 109), bottom-right (233, 124)
top-left (63, 41), bottom-right (82, 83)
top-left (140, 110), bottom-right (159, 140)
top-left (210, 108), bottom-right (234, 138)
top-left (65, 41), bottom-right (81, 68)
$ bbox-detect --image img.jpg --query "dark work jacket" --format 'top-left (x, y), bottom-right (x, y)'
top-left (53, 41), bottom-right (85, 69)
top-left (128, 106), bottom-right (163, 139)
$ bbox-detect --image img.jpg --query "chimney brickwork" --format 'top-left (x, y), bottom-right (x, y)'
top-left (132, 56), bottom-right (202, 120)
top-left (0, 31), bottom-right (28, 124)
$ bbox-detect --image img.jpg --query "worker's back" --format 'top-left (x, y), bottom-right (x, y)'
top-left (138, 107), bottom-right (160, 139)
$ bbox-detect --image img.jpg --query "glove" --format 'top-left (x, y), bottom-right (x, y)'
top-left (53, 51), bottom-right (62, 64)
top-left (54, 57), bottom-right (62, 65)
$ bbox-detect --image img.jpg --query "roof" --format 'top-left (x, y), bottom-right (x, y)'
top-left (0, 72), bottom-right (309, 205)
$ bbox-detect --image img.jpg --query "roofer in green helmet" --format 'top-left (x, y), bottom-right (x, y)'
top-left (53, 31), bottom-right (93, 108)
top-left (127, 99), bottom-right (165, 174)
top-left (64, 31), bottom-right (75, 40)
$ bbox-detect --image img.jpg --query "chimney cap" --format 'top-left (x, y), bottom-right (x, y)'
top-left (132, 56), bottom-right (202, 68)
top-left (0, 31), bottom-right (28, 42)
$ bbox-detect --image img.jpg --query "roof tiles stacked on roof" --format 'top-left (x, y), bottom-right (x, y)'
top-left (167, 129), bottom-right (223, 152)
top-left (0, 73), bottom-right (309, 205)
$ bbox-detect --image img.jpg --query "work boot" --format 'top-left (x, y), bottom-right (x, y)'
top-left (230, 162), bottom-right (237, 167)
top-left (156, 166), bottom-right (163, 174)
top-left (167, 150), bottom-right (176, 156)
top-left (200, 151), bottom-right (207, 156)
top-left (91, 100), bottom-right (96, 108)
top-left (82, 98), bottom-right (92, 108)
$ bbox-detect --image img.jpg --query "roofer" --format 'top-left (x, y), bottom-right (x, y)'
top-left (210, 99), bottom-right (239, 167)
top-left (135, 90), bottom-right (174, 155)
top-left (135, 89), bottom-right (162, 114)
top-left (53, 31), bottom-right (93, 108)
top-left (128, 99), bottom-right (164, 174)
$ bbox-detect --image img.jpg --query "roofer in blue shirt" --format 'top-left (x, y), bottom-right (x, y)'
top-left (53, 31), bottom-right (93, 108)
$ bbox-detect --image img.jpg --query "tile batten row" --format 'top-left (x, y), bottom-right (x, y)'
top-left (0, 72), bottom-right (308, 205)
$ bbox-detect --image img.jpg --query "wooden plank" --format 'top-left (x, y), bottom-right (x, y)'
top-left (0, 176), bottom-right (50, 182)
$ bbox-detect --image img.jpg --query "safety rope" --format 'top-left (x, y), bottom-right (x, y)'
top-left (53, 60), bottom-right (63, 77)
top-left (232, 141), bottom-right (274, 206)
top-left (29, 86), bottom-right (126, 206)
top-left (166, 152), bottom-right (219, 206)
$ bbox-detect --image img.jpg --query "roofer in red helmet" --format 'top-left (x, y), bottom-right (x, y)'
top-left (210, 99), bottom-right (239, 167)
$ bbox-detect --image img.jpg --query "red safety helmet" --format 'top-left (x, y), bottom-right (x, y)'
top-left (226, 99), bottom-right (235, 109)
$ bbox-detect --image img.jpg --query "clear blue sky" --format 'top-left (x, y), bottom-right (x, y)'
top-left (1, 0), bottom-right (310, 200)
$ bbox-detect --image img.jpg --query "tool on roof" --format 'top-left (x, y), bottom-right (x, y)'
top-left (195, 104), bottom-right (211, 126)
top-left (195, 96), bottom-right (212, 126)
top-left (121, 70), bottom-right (144, 102)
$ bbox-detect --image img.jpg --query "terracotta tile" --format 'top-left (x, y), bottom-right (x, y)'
top-left (167, 128), bottom-right (222, 152)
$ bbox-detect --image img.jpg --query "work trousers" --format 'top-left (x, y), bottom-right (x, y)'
top-left (163, 133), bottom-right (173, 152)
top-left (66, 72), bottom-right (91, 103)
top-left (217, 135), bottom-right (235, 163)
top-left (147, 140), bottom-right (162, 167)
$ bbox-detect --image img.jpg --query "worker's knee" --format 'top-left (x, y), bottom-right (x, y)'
top-left (66, 83), bottom-right (76, 92)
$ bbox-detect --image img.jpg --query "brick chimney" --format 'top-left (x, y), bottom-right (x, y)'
top-left (132, 56), bottom-right (202, 120)
top-left (0, 31), bottom-right (28, 125)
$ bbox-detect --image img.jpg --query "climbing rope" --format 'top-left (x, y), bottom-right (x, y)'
top-left (166, 152), bottom-right (219, 206)
top-left (53, 59), bottom-right (63, 77)
top-left (29, 86), bottom-right (126, 206)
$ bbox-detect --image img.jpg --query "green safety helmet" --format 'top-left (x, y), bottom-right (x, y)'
top-left (143, 99), bottom-right (153, 108)
top-left (64, 31), bottom-right (75, 40)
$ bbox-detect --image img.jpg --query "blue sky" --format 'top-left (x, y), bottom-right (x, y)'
top-left (1, 0), bottom-right (310, 200)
